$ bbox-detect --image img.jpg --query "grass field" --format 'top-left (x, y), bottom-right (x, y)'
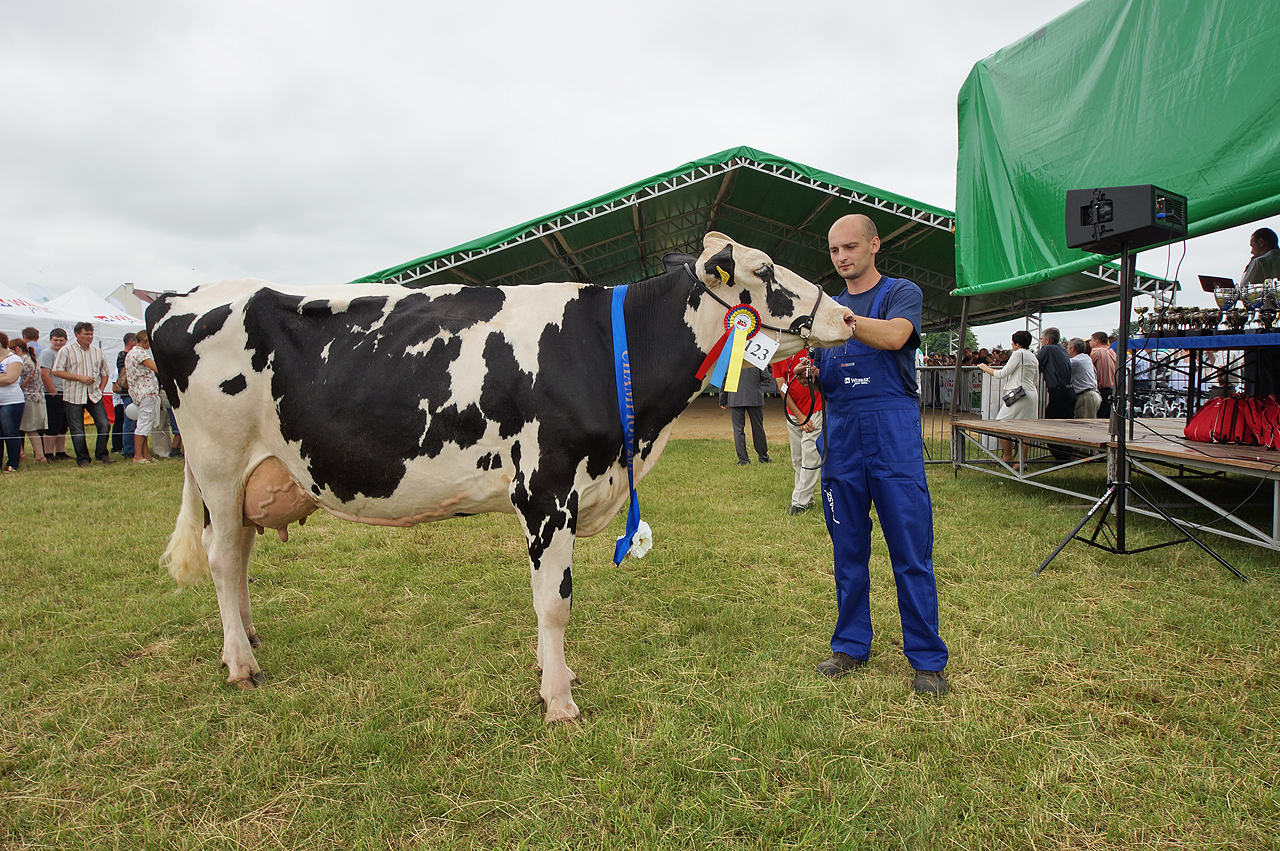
top-left (2, 440), bottom-right (1277, 849)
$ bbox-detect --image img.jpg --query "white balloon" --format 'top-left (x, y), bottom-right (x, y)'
top-left (125, 403), bottom-right (139, 420)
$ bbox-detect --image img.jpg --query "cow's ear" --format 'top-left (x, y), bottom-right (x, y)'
top-left (661, 252), bottom-right (697, 275)
top-left (702, 243), bottom-right (735, 288)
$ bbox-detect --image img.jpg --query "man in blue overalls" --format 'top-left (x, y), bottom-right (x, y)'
top-left (805, 214), bottom-right (949, 696)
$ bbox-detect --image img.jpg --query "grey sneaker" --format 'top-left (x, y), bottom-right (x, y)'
top-left (912, 669), bottom-right (949, 696)
top-left (815, 652), bottom-right (867, 678)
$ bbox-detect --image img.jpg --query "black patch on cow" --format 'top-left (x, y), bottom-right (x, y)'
top-left (478, 333), bottom-right (535, 439)
top-left (145, 295), bottom-right (174, 331)
top-left (219, 374), bottom-right (248, 396)
top-left (149, 304), bottom-right (235, 408)
top-left (737, 289), bottom-right (753, 305)
top-left (760, 263), bottom-right (799, 318)
top-left (559, 566), bottom-right (572, 600)
top-left (234, 286), bottom-right (507, 502)
top-left (476, 452), bottom-right (502, 471)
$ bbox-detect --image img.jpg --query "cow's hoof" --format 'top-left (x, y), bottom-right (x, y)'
top-left (248, 633), bottom-right (262, 648)
top-left (228, 670), bottom-right (265, 690)
top-left (542, 698), bottom-right (581, 724)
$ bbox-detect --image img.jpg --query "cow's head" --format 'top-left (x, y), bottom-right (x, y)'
top-left (687, 232), bottom-right (854, 359)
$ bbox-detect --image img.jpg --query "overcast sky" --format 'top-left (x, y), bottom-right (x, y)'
top-left (3, 0), bottom-right (1275, 348)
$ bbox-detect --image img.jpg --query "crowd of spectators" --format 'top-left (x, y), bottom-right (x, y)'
top-left (921, 346), bottom-right (1012, 367)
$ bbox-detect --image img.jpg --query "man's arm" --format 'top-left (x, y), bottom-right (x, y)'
top-left (849, 315), bottom-right (914, 351)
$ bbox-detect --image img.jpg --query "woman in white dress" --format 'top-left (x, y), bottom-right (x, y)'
top-left (977, 330), bottom-right (1039, 470)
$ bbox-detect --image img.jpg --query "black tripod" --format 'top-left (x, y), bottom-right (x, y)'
top-left (1035, 241), bottom-right (1248, 581)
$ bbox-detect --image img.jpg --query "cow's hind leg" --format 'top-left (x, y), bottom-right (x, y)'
top-left (525, 524), bottom-right (580, 723)
top-left (204, 517), bottom-right (263, 687)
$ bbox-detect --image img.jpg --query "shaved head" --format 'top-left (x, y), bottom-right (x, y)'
top-left (829, 214), bottom-right (878, 242)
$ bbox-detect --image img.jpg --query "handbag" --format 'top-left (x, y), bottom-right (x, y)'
top-left (1001, 385), bottom-right (1027, 407)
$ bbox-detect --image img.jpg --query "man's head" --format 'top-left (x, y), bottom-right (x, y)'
top-left (123, 332), bottom-right (137, 350)
top-left (22, 327), bottom-right (38, 343)
top-left (49, 328), bottom-right (67, 350)
top-left (827, 214), bottom-right (880, 285)
top-left (1090, 331), bottom-right (1109, 348)
top-left (73, 321), bottom-right (95, 349)
top-left (1041, 327), bottom-right (1061, 346)
top-left (1068, 338), bottom-right (1088, 356)
top-left (1250, 228), bottom-right (1279, 257)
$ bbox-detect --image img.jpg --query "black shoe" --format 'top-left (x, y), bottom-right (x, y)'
top-left (170, 450), bottom-right (184, 458)
top-left (759, 456), bottom-right (772, 463)
top-left (912, 669), bottom-right (949, 696)
top-left (736, 459), bottom-right (750, 466)
top-left (816, 652), bottom-right (866, 678)
top-left (97, 456), bottom-right (116, 465)
top-left (77, 459), bottom-right (91, 468)
top-left (789, 504), bottom-right (809, 515)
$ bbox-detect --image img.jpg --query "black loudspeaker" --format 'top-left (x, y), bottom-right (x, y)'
top-left (1065, 184), bottom-right (1187, 255)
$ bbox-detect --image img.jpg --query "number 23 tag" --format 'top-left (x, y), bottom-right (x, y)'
top-left (742, 332), bottom-right (779, 370)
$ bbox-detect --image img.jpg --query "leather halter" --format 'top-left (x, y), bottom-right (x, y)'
top-left (683, 263), bottom-right (823, 342)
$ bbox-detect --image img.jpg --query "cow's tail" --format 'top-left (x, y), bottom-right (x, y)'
top-left (160, 460), bottom-right (210, 586)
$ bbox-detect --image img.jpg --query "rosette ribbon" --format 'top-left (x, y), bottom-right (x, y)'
top-left (695, 303), bottom-right (762, 392)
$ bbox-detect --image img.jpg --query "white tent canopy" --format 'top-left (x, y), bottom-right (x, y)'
top-left (0, 283), bottom-right (81, 347)
top-left (43, 285), bottom-right (145, 367)
top-left (1, 283), bottom-right (145, 370)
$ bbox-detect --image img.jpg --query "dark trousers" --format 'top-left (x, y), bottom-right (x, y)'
top-left (113, 395), bottom-right (135, 456)
top-left (1045, 386), bottom-right (1077, 461)
top-left (65, 397), bottom-right (110, 464)
top-left (1097, 387), bottom-right (1113, 420)
top-left (729, 405), bottom-right (769, 463)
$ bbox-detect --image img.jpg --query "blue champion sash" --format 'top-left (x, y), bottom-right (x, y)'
top-left (611, 285), bottom-right (643, 564)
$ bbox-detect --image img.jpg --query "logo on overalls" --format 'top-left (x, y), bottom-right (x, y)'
top-left (844, 376), bottom-right (871, 386)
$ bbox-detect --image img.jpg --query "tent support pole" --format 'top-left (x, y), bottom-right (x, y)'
top-left (948, 297), bottom-right (971, 474)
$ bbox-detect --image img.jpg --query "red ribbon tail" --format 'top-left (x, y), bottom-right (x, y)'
top-left (695, 329), bottom-right (732, 380)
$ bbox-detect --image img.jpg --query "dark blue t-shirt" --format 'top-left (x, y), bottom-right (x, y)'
top-left (826, 276), bottom-right (922, 395)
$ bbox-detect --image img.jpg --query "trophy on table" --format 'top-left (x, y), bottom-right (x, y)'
top-left (1258, 279), bottom-right (1278, 332)
top-left (1133, 305), bottom-right (1149, 335)
top-left (1240, 279), bottom-right (1268, 329)
top-left (1213, 284), bottom-right (1238, 311)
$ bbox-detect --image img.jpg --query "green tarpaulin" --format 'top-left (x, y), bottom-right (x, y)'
top-left (955, 0), bottom-right (1280, 297)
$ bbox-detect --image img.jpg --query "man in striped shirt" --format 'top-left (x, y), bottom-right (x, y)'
top-left (52, 322), bottom-right (115, 467)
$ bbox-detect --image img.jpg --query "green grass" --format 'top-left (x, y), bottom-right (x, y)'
top-left (2, 441), bottom-right (1278, 849)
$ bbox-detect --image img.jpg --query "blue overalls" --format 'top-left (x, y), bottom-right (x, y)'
top-left (817, 278), bottom-right (948, 672)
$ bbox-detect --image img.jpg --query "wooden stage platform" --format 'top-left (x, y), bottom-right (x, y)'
top-left (952, 417), bottom-right (1280, 553)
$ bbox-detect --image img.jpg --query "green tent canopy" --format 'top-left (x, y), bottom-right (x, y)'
top-left (357, 146), bottom-right (1157, 331)
top-left (955, 0), bottom-right (1280, 298)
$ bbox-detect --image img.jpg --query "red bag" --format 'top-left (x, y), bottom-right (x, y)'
top-left (1252, 395), bottom-right (1280, 450)
top-left (1184, 393), bottom-right (1256, 445)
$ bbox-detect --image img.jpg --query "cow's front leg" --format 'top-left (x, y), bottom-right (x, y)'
top-left (525, 524), bottom-right (580, 723)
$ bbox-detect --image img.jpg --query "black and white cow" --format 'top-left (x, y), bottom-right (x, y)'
top-left (148, 232), bottom-right (854, 722)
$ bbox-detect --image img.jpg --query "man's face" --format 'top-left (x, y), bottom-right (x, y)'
top-left (1250, 235), bottom-right (1264, 257)
top-left (75, 328), bottom-right (94, 349)
top-left (1040, 335), bottom-right (1051, 348)
top-left (50, 335), bottom-right (67, 351)
top-left (828, 219), bottom-right (880, 281)
top-left (124, 339), bottom-right (136, 350)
